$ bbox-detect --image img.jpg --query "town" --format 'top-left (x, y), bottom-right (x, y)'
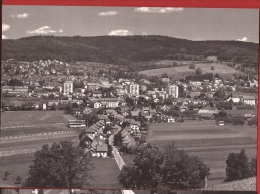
top-left (1, 56), bottom-right (258, 190)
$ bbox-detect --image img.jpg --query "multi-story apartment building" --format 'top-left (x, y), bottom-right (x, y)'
top-left (166, 84), bottom-right (179, 99)
top-left (63, 80), bottom-right (73, 95)
top-left (127, 83), bottom-right (139, 96)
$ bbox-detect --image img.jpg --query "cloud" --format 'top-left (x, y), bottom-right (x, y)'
top-left (134, 7), bottom-right (184, 13)
top-left (11, 13), bottom-right (31, 18)
top-left (98, 11), bottom-right (118, 16)
top-left (236, 37), bottom-right (248, 42)
top-left (2, 23), bottom-right (11, 32)
top-left (2, 35), bottom-right (8, 39)
top-left (108, 29), bottom-right (132, 36)
top-left (26, 26), bottom-right (64, 34)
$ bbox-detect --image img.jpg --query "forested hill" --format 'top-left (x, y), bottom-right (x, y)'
top-left (2, 35), bottom-right (259, 65)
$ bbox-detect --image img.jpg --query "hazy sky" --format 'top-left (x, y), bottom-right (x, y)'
top-left (2, 6), bottom-right (259, 42)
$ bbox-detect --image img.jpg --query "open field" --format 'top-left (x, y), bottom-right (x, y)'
top-left (90, 158), bottom-right (121, 189)
top-left (1, 111), bottom-right (74, 128)
top-left (146, 121), bottom-right (257, 187)
top-left (139, 63), bottom-right (243, 79)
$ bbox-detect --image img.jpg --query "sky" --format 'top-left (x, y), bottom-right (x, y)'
top-left (2, 6), bottom-right (259, 42)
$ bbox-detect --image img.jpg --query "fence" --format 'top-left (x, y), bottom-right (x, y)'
top-left (111, 146), bottom-right (135, 194)
top-left (112, 146), bottom-right (126, 170)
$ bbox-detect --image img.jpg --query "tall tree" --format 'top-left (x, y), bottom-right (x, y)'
top-left (23, 141), bottom-right (93, 188)
top-left (118, 143), bottom-right (164, 189)
top-left (160, 143), bottom-right (210, 190)
top-left (225, 149), bottom-right (251, 182)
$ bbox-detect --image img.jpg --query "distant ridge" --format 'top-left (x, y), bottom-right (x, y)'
top-left (2, 35), bottom-right (258, 66)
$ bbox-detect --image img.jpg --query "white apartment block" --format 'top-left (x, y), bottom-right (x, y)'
top-left (127, 84), bottom-right (139, 95)
top-left (63, 80), bottom-right (73, 95)
top-left (166, 84), bottom-right (179, 98)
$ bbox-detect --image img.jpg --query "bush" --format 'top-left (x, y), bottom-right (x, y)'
top-left (189, 63), bottom-right (195, 69)
top-left (195, 68), bottom-right (202, 75)
top-left (3, 171), bottom-right (10, 180)
top-left (15, 176), bottom-right (22, 184)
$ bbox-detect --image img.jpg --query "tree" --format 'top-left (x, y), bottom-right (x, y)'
top-left (118, 143), bottom-right (164, 189)
top-left (213, 89), bottom-right (225, 99)
top-left (49, 93), bottom-right (55, 100)
top-left (114, 132), bottom-right (123, 147)
top-left (161, 73), bottom-right (169, 78)
top-left (118, 143), bottom-right (210, 190)
top-left (189, 64), bottom-right (195, 69)
top-left (225, 149), bottom-right (251, 182)
top-left (51, 103), bottom-right (57, 111)
top-left (216, 101), bottom-right (232, 110)
top-left (15, 176), bottom-right (22, 184)
top-left (195, 68), bottom-right (202, 75)
top-left (3, 171), bottom-right (10, 180)
top-left (248, 117), bottom-right (257, 126)
top-left (64, 104), bottom-right (73, 114)
top-left (160, 143), bottom-right (210, 189)
top-left (23, 141), bottom-right (93, 188)
top-left (232, 115), bottom-right (245, 126)
top-left (218, 110), bottom-right (227, 118)
top-left (249, 158), bottom-right (257, 177)
top-left (9, 79), bottom-right (23, 86)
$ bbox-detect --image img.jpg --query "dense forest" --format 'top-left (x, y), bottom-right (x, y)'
top-left (2, 35), bottom-right (258, 67)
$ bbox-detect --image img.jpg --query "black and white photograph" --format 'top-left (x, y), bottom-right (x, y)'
top-left (1, 5), bottom-right (259, 192)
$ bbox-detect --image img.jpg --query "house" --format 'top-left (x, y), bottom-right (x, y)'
top-left (73, 108), bottom-right (82, 116)
top-left (189, 81), bottom-right (202, 86)
top-left (96, 144), bottom-right (108, 158)
top-left (154, 98), bottom-right (160, 103)
top-left (227, 96), bottom-right (242, 103)
top-left (83, 107), bottom-right (93, 115)
top-left (162, 77), bottom-right (170, 83)
top-left (91, 139), bottom-right (108, 158)
top-left (87, 83), bottom-right (100, 91)
top-left (94, 102), bottom-right (102, 109)
top-left (130, 120), bottom-right (141, 135)
top-left (167, 117), bottom-right (175, 123)
top-left (141, 109), bottom-right (152, 119)
top-left (85, 128), bottom-right (96, 136)
top-left (131, 110), bottom-right (140, 118)
top-left (198, 107), bottom-right (219, 119)
top-left (92, 90), bottom-right (103, 98)
top-left (242, 96), bottom-right (258, 106)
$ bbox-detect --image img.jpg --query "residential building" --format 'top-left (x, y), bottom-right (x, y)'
top-left (166, 84), bottom-right (179, 98)
top-left (2, 86), bottom-right (29, 95)
top-left (63, 80), bottom-right (73, 95)
top-left (242, 96), bottom-right (258, 106)
top-left (189, 81), bottom-right (202, 86)
top-left (127, 83), bottom-right (140, 95)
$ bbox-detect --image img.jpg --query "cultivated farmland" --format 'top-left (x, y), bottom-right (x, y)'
top-left (139, 63), bottom-right (243, 79)
top-left (147, 121), bottom-right (257, 187)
